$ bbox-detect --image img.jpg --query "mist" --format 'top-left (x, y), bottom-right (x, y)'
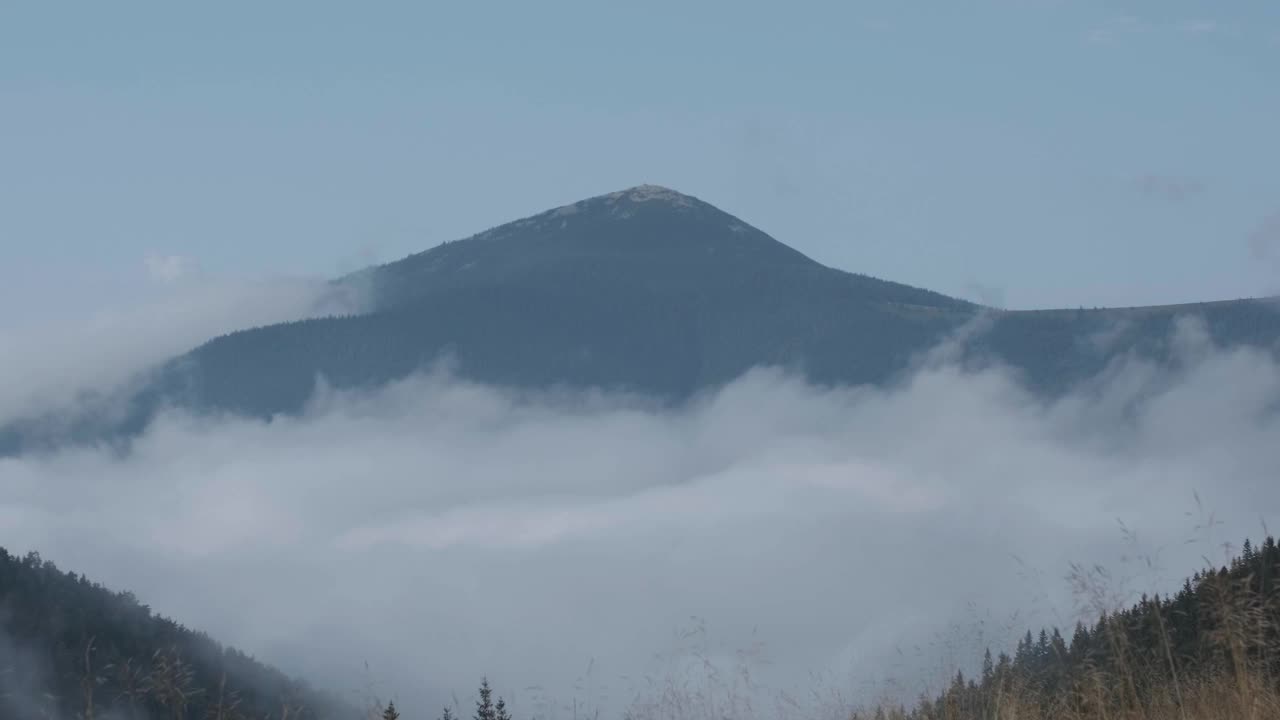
top-left (0, 272), bottom-right (366, 431)
top-left (2, 275), bottom-right (1279, 717)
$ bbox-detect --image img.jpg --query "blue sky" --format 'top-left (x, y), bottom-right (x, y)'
top-left (3, 0), bottom-right (1278, 312)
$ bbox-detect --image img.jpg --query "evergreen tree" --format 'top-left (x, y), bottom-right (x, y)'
top-left (382, 701), bottom-right (401, 720)
top-left (475, 678), bottom-right (495, 720)
top-left (918, 535), bottom-right (1280, 716)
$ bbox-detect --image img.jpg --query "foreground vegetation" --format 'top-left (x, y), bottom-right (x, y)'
top-left (856, 537), bottom-right (1280, 720)
top-left (4, 537), bottom-right (1279, 719)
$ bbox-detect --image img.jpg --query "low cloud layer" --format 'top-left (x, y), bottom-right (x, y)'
top-left (0, 274), bottom-right (363, 428)
top-left (2, 298), bottom-right (1279, 716)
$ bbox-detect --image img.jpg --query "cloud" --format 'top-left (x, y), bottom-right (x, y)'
top-left (1, 311), bottom-right (1278, 717)
top-left (0, 275), bottom-right (366, 428)
top-left (144, 253), bottom-right (197, 285)
top-left (961, 281), bottom-right (1006, 309)
top-left (1135, 174), bottom-right (1205, 205)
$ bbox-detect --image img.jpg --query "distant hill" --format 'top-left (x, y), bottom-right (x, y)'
top-left (0, 547), bottom-right (351, 719)
top-left (3, 185), bottom-right (1278, 452)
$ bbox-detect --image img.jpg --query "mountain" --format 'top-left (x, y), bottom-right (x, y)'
top-left (152, 185), bottom-right (975, 414)
top-left (4, 185), bottom-right (1279, 451)
top-left (0, 547), bottom-right (351, 718)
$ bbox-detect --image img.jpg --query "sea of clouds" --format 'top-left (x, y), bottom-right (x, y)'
top-left (2, 276), bottom-right (1278, 718)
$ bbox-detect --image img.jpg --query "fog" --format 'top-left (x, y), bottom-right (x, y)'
top-left (0, 274), bottom-right (364, 429)
top-left (2, 284), bottom-right (1279, 717)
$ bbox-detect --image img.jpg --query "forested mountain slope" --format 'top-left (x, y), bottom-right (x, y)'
top-left (0, 547), bottom-right (350, 718)
top-left (895, 537), bottom-right (1280, 719)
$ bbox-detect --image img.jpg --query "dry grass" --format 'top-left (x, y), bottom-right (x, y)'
top-left (846, 545), bottom-right (1280, 720)
top-left (611, 537), bottom-right (1280, 720)
top-left (860, 669), bottom-right (1280, 720)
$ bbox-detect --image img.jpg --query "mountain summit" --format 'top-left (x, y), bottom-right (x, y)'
top-left (604, 183), bottom-right (699, 203)
top-left (576, 183), bottom-right (707, 212)
top-left (352, 184), bottom-right (844, 312)
top-left (3, 186), bottom-right (1279, 454)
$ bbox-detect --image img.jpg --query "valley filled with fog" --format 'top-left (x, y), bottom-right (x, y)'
top-left (4, 281), bottom-right (1277, 716)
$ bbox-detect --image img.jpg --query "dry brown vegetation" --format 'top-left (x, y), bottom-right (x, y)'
top-left (845, 539), bottom-right (1280, 720)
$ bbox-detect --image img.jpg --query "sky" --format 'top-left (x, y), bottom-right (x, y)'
top-left (3, 1), bottom-right (1280, 313)
top-left (3, 4), bottom-right (1280, 716)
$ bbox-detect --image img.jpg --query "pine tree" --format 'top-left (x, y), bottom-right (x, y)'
top-left (1069, 622), bottom-right (1091, 665)
top-left (495, 695), bottom-right (512, 720)
top-left (383, 700), bottom-right (401, 720)
top-left (441, 707), bottom-right (456, 720)
top-left (475, 678), bottom-right (496, 720)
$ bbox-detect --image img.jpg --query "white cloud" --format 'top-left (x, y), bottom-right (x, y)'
top-left (961, 281), bottom-right (1006, 309)
top-left (1, 317), bottom-right (1277, 717)
top-left (0, 274), bottom-right (366, 427)
top-left (144, 253), bottom-right (197, 284)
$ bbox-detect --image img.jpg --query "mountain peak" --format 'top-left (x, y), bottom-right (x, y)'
top-left (540, 184), bottom-right (701, 220)
top-left (604, 184), bottom-right (696, 207)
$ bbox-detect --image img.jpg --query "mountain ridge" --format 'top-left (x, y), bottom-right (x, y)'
top-left (2, 185), bottom-right (1278, 454)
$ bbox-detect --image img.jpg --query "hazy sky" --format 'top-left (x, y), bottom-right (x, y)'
top-left (4, 1), bottom-right (1279, 313)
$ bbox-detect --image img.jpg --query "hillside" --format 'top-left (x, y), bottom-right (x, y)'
top-left (3, 185), bottom-right (1278, 451)
top-left (880, 537), bottom-right (1280, 720)
top-left (0, 547), bottom-right (351, 719)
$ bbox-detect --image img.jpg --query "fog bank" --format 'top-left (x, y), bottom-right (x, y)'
top-left (1, 308), bottom-right (1278, 716)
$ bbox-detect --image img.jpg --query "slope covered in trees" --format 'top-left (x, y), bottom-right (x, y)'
top-left (0, 547), bottom-right (349, 719)
top-left (884, 537), bottom-right (1280, 720)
